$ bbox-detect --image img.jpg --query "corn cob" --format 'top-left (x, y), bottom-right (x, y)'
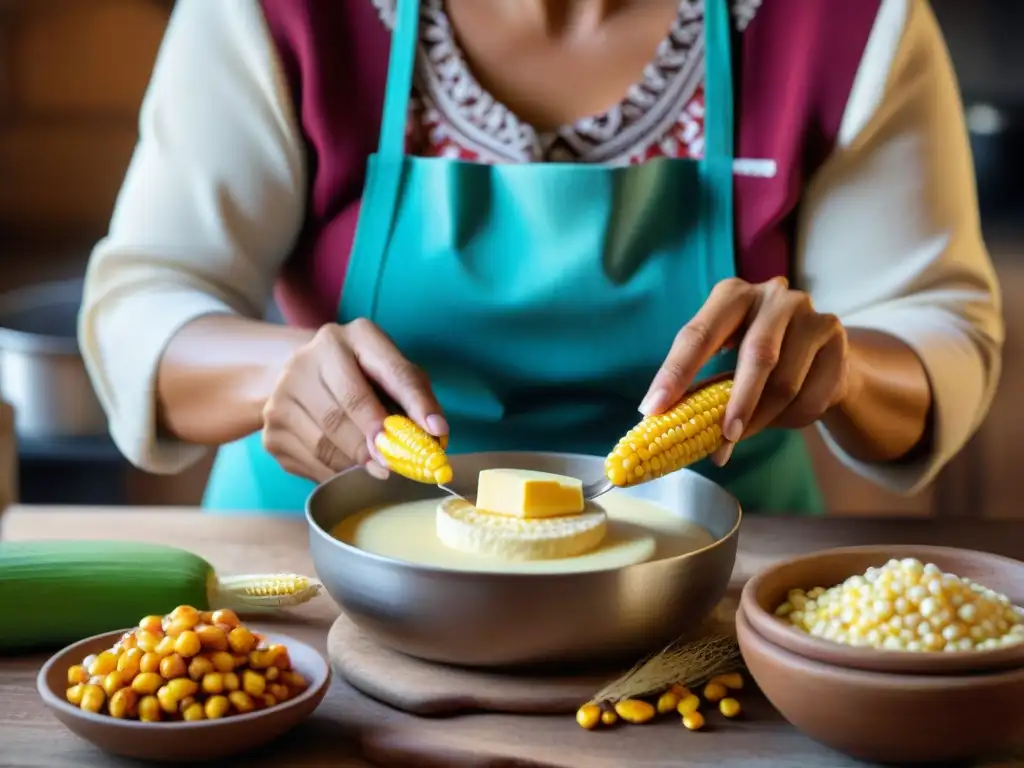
top-left (374, 414), bottom-right (453, 484)
top-left (0, 540), bottom-right (323, 653)
top-left (605, 379), bottom-right (733, 487)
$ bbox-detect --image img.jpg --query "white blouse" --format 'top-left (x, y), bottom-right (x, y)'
top-left (78, 0), bottom-right (1004, 497)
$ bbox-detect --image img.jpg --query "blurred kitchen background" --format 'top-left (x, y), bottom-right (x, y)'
top-left (0, 0), bottom-right (1021, 515)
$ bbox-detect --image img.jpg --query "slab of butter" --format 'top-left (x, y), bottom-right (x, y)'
top-left (475, 468), bottom-right (585, 519)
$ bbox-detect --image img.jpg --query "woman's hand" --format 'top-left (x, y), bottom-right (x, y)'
top-left (262, 318), bottom-right (447, 483)
top-left (640, 277), bottom-right (856, 465)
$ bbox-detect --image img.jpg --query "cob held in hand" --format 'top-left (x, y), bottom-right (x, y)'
top-left (0, 540), bottom-right (322, 653)
top-left (604, 379), bottom-right (733, 487)
top-left (374, 414), bottom-right (453, 484)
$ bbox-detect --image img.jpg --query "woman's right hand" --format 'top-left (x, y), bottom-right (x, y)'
top-left (261, 318), bottom-right (448, 483)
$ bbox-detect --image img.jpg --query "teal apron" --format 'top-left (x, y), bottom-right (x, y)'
top-left (203, 0), bottom-right (824, 516)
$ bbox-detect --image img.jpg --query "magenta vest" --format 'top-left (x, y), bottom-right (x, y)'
top-left (260, 0), bottom-right (882, 328)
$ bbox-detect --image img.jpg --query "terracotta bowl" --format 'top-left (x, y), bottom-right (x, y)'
top-left (737, 606), bottom-right (1024, 764)
top-left (37, 629), bottom-right (331, 762)
top-left (740, 544), bottom-right (1024, 675)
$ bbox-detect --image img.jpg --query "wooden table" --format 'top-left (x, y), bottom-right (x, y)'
top-left (3, 507), bottom-right (1024, 767)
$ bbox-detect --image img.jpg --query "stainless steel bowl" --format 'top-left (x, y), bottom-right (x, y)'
top-left (306, 451), bottom-right (741, 667)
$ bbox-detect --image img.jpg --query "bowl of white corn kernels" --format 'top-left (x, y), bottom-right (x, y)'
top-left (735, 545), bottom-right (1024, 764)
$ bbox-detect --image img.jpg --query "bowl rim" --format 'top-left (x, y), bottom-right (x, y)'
top-left (739, 544), bottom-right (1024, 675)
top-left (305, 451), bottom-right (743, 579)
top-left (37, 629), bottom-right (331, 730)
top-left (736, 604), bottom-right (1024, 688)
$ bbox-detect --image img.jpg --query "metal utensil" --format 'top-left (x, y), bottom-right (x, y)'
top-left (306, 451), bottom-right (741, 668)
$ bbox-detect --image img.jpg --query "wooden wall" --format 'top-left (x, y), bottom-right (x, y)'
top-left (1, 0), bottom-right (1014, 516)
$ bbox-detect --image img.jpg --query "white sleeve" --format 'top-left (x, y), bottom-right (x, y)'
top-left (78, 0), bottom-right (307, 474)
top-left (797, 0), bottom-right (1004, 494)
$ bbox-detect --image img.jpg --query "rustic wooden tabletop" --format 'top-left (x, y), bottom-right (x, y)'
top-left (2, 507), bottom-right (1023, 767)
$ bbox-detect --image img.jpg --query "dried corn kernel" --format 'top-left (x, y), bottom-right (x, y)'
top-left (676, 694), bottom-right (701, 716)
top-left (182, 701), bottom-right (206, 721)
top-left (159, 653), bottom-right (188, 680)
top-left (66, 684), bottom-right (85, 706)
top-left (138, 695), bottom-right (161, 722)
top-left (600, 708), bottom-right (618, 726)
top-left (139, 652), bottom-right (162, 674)
top-left (719, 698), bottom-right (741, 718)
top-left (228, 691), bottom-right (256, 713)
top-left (196, 625), bottom-right (229, 652)
top-left (710, 672), bottom-right (744, 690)
top-left (67, 665), bottom-right (89, 685)
top-left (108, 688), bottom-right (138, 719)
top-left (703, 682), bottom-right (728, 702)
top-left (613, 698), bottom-right (656, 724)
top-left (682, 711), bottom-right (706, 731)
top-left (80, 684), bottom-right (105, 714)
top-left (576, 703), bottom-right (601, 730)
top-left (656, 689), bottom-right (681, 713)
top-left (779, 558), bottom-right (1024, 652)
top-left (174, 631), bottom-right (202, 658)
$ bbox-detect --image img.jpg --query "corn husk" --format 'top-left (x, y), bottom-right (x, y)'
top-left (589, 630), bottom-right (743, 705)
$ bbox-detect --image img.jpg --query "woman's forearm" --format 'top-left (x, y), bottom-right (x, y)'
top-left (820, 329), bottom-right (933, 464)
top-left (156, 315), bottom-right (316, 445)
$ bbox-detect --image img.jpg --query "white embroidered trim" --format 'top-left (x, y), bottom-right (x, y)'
top-left (368, 0), bottom-right (761, 163)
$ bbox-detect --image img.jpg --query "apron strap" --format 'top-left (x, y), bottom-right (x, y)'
top-left (703, 0), bottom-right (734, 164)
top-left (377, 0), bottom-right (422, 160)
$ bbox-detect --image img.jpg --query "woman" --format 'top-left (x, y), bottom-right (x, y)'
top-left (79, 0), bottom-right (1002, 515)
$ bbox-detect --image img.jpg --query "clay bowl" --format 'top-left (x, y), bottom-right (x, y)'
top-left (740, 544), bottom-right (1024, 675)
top-left (737, 606), bottom-right (1024, 764)
top-left (38, 629), bottom-right (331, 762)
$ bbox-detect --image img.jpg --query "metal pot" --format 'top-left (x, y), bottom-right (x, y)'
top-left (307, 451), bottom-right (741, 667)
top-left (0, 278), bottom-right (108, 439)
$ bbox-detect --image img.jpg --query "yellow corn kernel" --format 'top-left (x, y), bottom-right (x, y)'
top-left (159, 653), bottom-right (188, 680)
top-left (668, 683), bottom-right (691, 698)
top-left (719, 698), bottom-right (742, 718)
top-left (205, 695), bottom-right (230, 719)
top-left (269, 683), bottom-right (290, 702)
top-left (188, 655), bottom-right (215, 681)
top-left (67, 665), bottom-right (89, 685)
top-left (88, 651), bottom-right (118, 677)
top-left (139, 652), bottom-right (162, 674)
top-left (154, 635), bottom-right (178, 657)
top-left (174, 631), bottom-right (202, 658)
top-left (101, 671), bottom-right (126, 697)
top-left (265, 666), bottom-right (280, 682)
top-left (242, 669), bottom-right (267, 697)
top-left (210, 651), bottom-right (236, 673)
top-left (170, 605), bottom-right (201, 628)
top-left (676, 694), bottom-right (701, 716)
top-left (196, 625), bottom-right (229, 652)
top-left (600, 708), bottom-right (618, 725)
top-left (117, 648), bottom-right (143, 678)
top-left (228, 691), bottom-right (256, 714)
top-left (682, 711), bottom-right (706, 731)
top-left (138, 695), bottom-right (161, 722)
top-left (710, 673), bottom-right (744, 691)
top-left (223, 672), bottom-right (241, 692)
top-left (108, 688), bottom-right (138, 719)
top-left (280, 670), bottom-right (308, 690)
top-left (248, 649), bottom-right (275, 670)
top-left (156, 679), bottom-right (198, 714)
top-left (227, 627), bottom-right (258, 655)
top-left (79, 684), bottom-right (106, 714)
top-left (259, 694), bottom-right (277, 709)
top-left (182, 701), bottom-right (206, 721)
top-left (374, 415), bottom-right (453, 484)
top-left (130, 672), bottom-right (164, 696)
top-left (267, 644), bottom-right (292, 670)
top-left (613, 699), bottom-right (656, 724)
top-left (576, 703), bottom-right (601, 730)
top-left (211, 608), bottom-right (241, 628)
top-left (66, 684), bottom-right (85, 706)
top-left (136, 630), bottom-right (161, 654)
top-left (138, 615), bottom-right (164, 634)
top-left (656, 690), bottom-right (681, 714)
top-left (202, 673), bottom-right (225, 695)
top-left (703, 682), bottom-right (728, 702)
top-left (604, 379), bottom-right (732, 487)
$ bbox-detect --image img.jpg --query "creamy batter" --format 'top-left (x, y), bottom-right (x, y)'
top-left (330, 491), bottom-right (716, 574)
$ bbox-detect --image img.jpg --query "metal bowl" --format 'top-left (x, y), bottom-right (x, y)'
top-left (306, 451), bottom-right (741, 667)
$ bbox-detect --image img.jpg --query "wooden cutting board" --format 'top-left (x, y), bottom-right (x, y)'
top-left (327, 612), bottom-right (616, 715)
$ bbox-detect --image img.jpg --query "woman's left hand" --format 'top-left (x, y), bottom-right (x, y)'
top-left (640, 276), bottom-right (856, 466)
